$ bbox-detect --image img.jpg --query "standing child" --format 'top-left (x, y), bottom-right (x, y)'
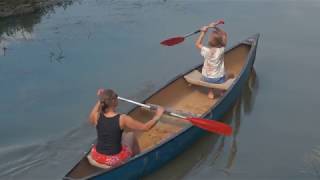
top-left (195, 20), bottom-right (229, 99)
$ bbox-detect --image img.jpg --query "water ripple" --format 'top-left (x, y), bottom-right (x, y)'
top-left (0, 123), bottom-right (95, 180)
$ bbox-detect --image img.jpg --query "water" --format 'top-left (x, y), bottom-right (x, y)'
top-left (1, 0), bottom-right (320, 179)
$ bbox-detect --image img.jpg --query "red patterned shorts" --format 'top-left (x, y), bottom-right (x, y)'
top-left (90, 145), bottom-right (132, 166)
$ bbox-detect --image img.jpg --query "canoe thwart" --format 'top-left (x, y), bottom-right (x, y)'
top-left (184, 70), bottom-right (235, 90)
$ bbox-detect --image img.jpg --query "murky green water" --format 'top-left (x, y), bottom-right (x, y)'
top-left (1, 0), bottom-right (320, 179)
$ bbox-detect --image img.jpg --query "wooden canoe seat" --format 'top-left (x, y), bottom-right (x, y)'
top-left (184, 70), bottom-right (235, 90)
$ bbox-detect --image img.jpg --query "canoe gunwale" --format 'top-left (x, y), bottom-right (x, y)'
top-left (63, 34), bottom-right (260, 180)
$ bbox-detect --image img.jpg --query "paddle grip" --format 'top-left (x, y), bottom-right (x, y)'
top-left (184, 30), bottom-right (201, 38)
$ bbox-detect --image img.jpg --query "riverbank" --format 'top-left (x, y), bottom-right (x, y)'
top-left (0, 0), bottom-right (72, 18)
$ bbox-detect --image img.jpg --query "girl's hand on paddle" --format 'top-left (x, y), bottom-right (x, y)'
top-left (201, 26), bottom-right (209, 32)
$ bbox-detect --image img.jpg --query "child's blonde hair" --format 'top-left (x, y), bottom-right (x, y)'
top-left (208, 31), bottom-right (225, 48)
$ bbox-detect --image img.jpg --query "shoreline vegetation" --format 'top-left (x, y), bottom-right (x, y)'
top-left (0, 0), bottom-right (72, 18)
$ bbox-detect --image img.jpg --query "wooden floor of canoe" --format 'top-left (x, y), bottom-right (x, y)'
top-left (66, 44), bottom-right (251, 179)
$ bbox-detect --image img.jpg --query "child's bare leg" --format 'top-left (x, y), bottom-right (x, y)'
top-left (213, 89), bottom-right (224, 97)
top-left (219, 89), bottom-right (226, 97)
top-left (226, 72), bottom-right (235, 79)
top-left (208, 88), bottom-right (214, 99)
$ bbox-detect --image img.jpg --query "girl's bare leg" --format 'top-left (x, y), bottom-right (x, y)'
top-left (122, 131), bottom-right (140, 156)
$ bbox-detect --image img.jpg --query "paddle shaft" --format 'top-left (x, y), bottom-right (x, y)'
top-left (118, 96), bottom-right (185, 119)
top-left (184, 19), bottom-right (224, 38)
top-left (160, 19), bottom-right (224, 46)
top-left (118, 96), bottom-right (233, 136)
top-left (184, 30), bottom-right (201, 38)
top-left (182, 27), bottom-right (214, 39)
top-left (183, 23), bottom-right (226, 38)
top-left (160, 28), bottom-right (213, 46)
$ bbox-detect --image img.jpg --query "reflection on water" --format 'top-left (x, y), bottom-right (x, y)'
top-left (49, 43), bottom-right (65, 63)
top-left (0, 0), bottom-right (75, 18)
top-left (0, 123), bottom-right (95, 179)
top-left (212, 70), bottom-right (258, 174)
top-left (202, 70), bottom-right (259, 173)
top-left (0, 0), bottom-right (75, 57)
top-left (1, 46), bottom-right (7, 56)
top-left (0, 29), bottom-right (33, 56)
top-left (304, 146), bottom-right (320, 179)
top-left (242, 69), bottom-right (259, 115)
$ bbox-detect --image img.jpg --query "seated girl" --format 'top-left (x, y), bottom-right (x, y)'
top-left (88, 89), bottom-right (164, 168)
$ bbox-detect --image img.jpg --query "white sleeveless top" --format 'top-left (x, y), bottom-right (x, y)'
top-left (201, 46), bottom-right (225, 79)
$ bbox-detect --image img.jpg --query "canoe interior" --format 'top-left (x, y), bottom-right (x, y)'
top-left (66, 43), bottom-right (251, 179)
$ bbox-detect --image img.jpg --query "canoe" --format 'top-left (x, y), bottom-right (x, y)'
top-left (63, 34), bottom-right (260, 180)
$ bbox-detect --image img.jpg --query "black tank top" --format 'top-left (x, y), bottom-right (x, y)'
top-left (96, 114), bottom-right (123, 155)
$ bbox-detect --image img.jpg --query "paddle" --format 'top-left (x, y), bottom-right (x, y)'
top-left (118, 96), bottom-right (232, 136)
top-left (160, 19), bottom-right (225, 46)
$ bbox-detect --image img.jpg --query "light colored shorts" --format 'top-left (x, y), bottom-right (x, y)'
top-left (202, 75), bottom-right (226, 84)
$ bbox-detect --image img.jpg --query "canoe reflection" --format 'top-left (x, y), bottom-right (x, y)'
top-left (211, 69), bottom-right (259, 173)
top-left (304, 145), bottom-right (320, 178)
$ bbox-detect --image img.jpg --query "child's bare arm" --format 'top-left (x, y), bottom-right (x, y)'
top-left (195, 26), bottom-right (209, 49)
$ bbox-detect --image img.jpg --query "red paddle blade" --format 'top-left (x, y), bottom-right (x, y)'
top-left (160, 37), bottom-right (184, 46)
top-left (186, 117), bottom-right (233, 136)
